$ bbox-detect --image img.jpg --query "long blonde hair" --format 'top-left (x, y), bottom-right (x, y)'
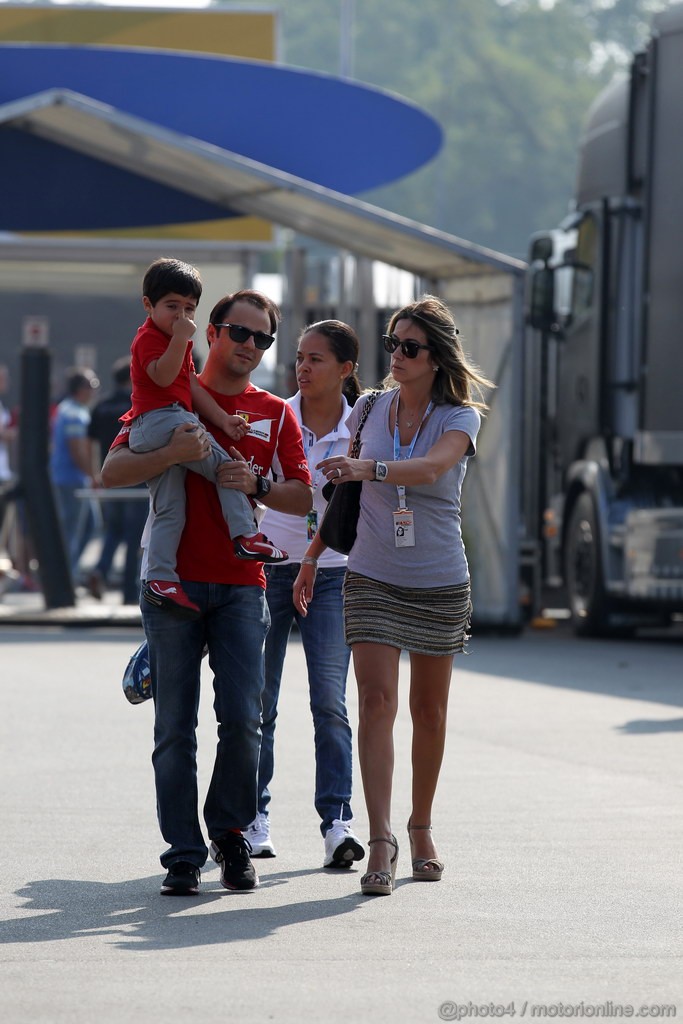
top-left (383, 294), bottom-right (494, 411)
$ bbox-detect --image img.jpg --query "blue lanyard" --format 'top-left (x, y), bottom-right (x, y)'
top-left (302, 427), bottom-right (336, 491)
top-left (392, 394), bottom-right (433, 509)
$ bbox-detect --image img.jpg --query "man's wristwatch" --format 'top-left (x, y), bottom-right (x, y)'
top-left (254, 475), bottom-right (272, 499)
top-left (373, 461), bottom-right (389, 482)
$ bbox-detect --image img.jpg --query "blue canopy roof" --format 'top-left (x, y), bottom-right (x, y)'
top-left (0, 43), bottom-right (442, 231)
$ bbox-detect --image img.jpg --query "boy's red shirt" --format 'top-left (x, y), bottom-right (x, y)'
top-left (111, 380), bottom-right (311, 587)
top-left (122, 317), bottom-right (195, 423)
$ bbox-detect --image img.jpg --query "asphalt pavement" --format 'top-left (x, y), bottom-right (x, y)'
top-left (0, 617), bottom-right (681, 1023)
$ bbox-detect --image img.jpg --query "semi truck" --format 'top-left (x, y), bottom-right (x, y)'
top-left (525, 4), bottom-right (683, 634)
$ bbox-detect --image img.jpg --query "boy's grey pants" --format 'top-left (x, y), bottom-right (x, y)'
top-left (129, 405), bottom-right (256, 581)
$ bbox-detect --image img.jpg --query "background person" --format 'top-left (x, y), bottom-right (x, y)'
top-left (247, 321), bottom-right (365, 869)
top-left (294, 295), bottom-right (493, 896)
top-left (0, 364), bottom-right (16, 489)
top-left (0, 367), bottom-right (39, 594)
top-left (0, 364), bottom-right (16, 528)
top-left (102, 289), bottom-right (312, 897)
top-left (87, 356), bottom-right (148, 604)
top-left (49, 366), bottom-right (100, 581)
top-left (0, 364), bottom-right (18, 593)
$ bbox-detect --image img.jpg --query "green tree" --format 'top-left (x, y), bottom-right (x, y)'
top-left (14, 0), bottom-right (668, 258)
top-left (240, 0), bottom-right (669, 257)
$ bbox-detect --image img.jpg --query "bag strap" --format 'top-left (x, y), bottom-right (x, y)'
top-left (349, 390), bottom-right (381, 459)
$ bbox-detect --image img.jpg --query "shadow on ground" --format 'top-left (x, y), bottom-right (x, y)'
top-left (4, 865), bottom-right (366, 951)
top-left (459, 620), bottom-right (683, 710)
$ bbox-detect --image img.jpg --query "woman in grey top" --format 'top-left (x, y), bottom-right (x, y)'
top-left (293, 295), bottom-right (492, 897)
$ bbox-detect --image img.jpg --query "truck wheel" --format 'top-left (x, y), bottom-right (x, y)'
top-left (565, 493), bottom-right (612, 636)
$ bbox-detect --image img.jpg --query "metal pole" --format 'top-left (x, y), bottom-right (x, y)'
top-left (19, 346), bottom-right (75, 608)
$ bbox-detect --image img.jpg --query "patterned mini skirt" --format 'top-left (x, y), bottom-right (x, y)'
top-left (343, 571), bottom-right (472, 657)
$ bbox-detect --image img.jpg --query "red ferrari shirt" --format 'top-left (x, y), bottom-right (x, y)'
top-left (111, 380), bottom-right (311, 587)
top-left (122, 317), bottom-right (195, 423)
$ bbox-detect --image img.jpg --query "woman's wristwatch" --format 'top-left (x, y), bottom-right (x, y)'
top-left (373, 461), bottom-right (389, 482)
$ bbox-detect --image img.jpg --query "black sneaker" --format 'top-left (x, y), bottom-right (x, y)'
top-left (160, 861), bottom-right (201, 896)
top-left (212, 831), bottom-right (259, 891)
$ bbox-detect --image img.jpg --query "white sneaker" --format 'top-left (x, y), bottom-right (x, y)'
top-left (323, 818), bottom-right (365, 869)
top-left (242, 812), bottom-right (276, 858)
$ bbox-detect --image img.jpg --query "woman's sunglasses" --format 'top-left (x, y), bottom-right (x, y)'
top-left (214, 322), bottom-right (275, 351)
top-left (382, 334), bottom-right (432, 359)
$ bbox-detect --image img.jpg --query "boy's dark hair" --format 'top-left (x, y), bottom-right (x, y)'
top-left (143, 258), bottom-right (202, 306)
top-left (209, 289), bottom-right (281, 337)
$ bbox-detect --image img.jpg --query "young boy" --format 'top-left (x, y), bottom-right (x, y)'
top-left (123, 257), bottom-right (287, 618)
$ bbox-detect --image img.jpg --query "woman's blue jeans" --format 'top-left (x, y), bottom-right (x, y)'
top-left (142, 580), bottom-right (269, 869)
top-left (261, 564), bottom-right (353, 836)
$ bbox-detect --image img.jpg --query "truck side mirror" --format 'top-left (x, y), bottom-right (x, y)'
top-left (529, 235), bottom-right (553, 263)
top-left (526, 265), bottom-right (556, 333)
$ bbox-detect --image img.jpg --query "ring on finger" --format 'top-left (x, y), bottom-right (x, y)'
top-left (336, 467), bottom-right (342, 478)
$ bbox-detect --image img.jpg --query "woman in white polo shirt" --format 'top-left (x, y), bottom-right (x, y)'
top-left (242, 320), bottom-right (366, 871)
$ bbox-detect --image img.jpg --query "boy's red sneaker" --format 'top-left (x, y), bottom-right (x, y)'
top-left (142, 580), bottom-right (201, 619)
top-left (233, 533), bottom-right (288, 564)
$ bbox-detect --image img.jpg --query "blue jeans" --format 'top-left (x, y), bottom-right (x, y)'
top-left (262, 564), bottom-right (353, 836)
top-left (142, 580), bottom-right (269, 869)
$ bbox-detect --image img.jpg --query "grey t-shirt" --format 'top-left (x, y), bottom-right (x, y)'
top-left (346, 389), bottom-right (480, 588)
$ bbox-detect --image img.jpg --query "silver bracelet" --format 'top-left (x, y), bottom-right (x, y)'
top-left (301, 555), bottom-right (318, 568)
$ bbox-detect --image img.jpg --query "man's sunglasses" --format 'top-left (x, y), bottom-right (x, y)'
top-left (214, 322), bottom-right (275, 351)
top-left (382, 334), bottom-right (432, 359)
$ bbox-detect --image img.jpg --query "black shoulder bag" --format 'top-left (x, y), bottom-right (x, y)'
top-left (318, 390), bottom-right (381, 555)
